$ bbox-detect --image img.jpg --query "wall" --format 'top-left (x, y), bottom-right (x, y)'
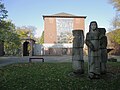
top-left (43, 17), bottom-right (85, 55)
top-left (44, 17), bottom-right (57, 43)
top-left (73, 18), bottom-right (85, 30)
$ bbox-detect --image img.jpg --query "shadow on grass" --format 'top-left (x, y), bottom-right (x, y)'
top-left (0, 62), bottom-right (120, 90)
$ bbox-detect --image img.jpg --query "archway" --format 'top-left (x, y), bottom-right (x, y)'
top-left (23, 41), bottom-right (30, 56)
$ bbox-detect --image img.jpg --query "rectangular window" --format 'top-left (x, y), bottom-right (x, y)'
top-left (56, 18), bottom-right (73, 43)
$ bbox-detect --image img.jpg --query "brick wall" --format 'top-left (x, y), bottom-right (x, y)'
top-left (44, 17), bottom-right (57, 43)
top-left (44, 17), bottom-right (85, 44)
top-left (73, 18), bottom-right (85, 30)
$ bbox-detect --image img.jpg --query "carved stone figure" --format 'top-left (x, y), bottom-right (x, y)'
top-left (72, 30), bottom-right (84, 74)
top-left (99, 28), bottom-right (108, 74)
top-left (85, 21), bottom-right (100, 79)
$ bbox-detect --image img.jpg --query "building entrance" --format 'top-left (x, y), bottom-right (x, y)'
top-left (23, 41), bottom-right (30, 56)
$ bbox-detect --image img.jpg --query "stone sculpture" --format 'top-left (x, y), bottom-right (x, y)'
top-left (99, 28), bottom-right (108, 74)
top-left (72, 30), bottom-right (84, 74)
top-left (85, 21), bottom-right (100, 79)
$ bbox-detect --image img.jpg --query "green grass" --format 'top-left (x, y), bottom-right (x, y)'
top-left (0, 62), bottom-right (120, 90)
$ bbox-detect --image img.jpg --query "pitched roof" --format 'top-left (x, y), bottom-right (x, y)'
top-left (43, 12), bottom-right (86, 19)
top-left (52, 12), bottom-right (75, 16)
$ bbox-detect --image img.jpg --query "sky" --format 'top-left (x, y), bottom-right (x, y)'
top-left (3, 0), bottom-right (116, 37)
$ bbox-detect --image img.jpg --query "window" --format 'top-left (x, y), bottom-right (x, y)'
top-left (56, 18), bottom-right (73, 43)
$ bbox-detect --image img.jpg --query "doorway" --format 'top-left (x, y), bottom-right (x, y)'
top-left (23, 41), bottom-right (30, 56)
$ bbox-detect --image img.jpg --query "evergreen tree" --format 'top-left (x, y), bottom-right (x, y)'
top-left (39, 31), bottom-right (44, 44)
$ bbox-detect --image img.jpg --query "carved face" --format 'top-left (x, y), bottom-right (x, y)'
top-left (91, 23), bottom-right (97, 30)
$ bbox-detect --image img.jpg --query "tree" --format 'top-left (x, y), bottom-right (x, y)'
top-left (108, 0), bottom-right (120, 55)
top-left (110, 12), bottom-right (120, 30)
top-left (0, 20), bottom-right (21, 55)
top-left (110, 0), bottom-right (120, 11)
top-left (0, 1), bottom-right (21, 56)
top-left (107, 29), bottom-right (120, 44)
top-left (110, 0), bottom-right (120, 29)
top-left (39, 31), bottom-right (44, 44)
top-left (0, 0), bottom-right (8, 41)
top-left (16, 26), bottom-right (36, 39)
top-left (107, 29), bottom-right (120, 55)
top-left (0, 0), bottom-right (8, 21)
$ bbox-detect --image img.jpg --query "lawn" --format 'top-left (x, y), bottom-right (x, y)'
top-left (0, 62), bottom-right (120, 90)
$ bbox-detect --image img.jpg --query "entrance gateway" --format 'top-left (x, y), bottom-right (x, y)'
top-left (22, 38), bottom-right (35, 56)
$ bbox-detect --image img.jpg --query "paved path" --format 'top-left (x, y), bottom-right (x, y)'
top-left (0, 55), bottom-right (73, 67)
top-left (0, 55), bottom-right (119, 67)
top-left (0, 55), bottom-right (88, 67)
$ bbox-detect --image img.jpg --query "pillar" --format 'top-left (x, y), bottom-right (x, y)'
top-left (72, 30), bottom-right (84, 74)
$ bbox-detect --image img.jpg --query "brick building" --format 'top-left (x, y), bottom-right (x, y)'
top-left (43, 12), bottom-right (86, 55)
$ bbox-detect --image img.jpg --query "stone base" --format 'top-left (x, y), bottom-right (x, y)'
top-left (68, 71), bottom-right (84, 77)
top-left (101, 71), bottom-right (106, 75)
top-left (89, 73), bottom-right (100, 79)
top-left (73, 69), bottom-right (84, 75)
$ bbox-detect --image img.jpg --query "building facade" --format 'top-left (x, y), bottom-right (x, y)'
top-left (43, 12), bottom-right (86, 55)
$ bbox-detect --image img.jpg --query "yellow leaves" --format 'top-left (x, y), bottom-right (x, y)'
top-left (110, 0), bottom-right (120, 11)
top-left (107, 29), bottom-right (120, 44)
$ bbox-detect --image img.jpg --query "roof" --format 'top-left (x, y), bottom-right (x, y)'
top-left (21, 37), bottom-right (36, 42)
top-left (43, 12), bottom-right (87, 19)
top-left (52, 12), bottom-right (75, 16)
